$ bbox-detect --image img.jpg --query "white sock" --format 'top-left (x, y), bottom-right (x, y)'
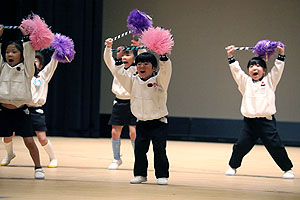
top-left (43, 140), bottom-right (56, 161)
top-left (112, 138), bottom-right (121, 160)
top-left (2, 138), bottom-right (14, 156)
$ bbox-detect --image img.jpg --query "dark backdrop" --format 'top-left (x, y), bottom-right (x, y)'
top-left (2, 0), bottom-right (103, 137)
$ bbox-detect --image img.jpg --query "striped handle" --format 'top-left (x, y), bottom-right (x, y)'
top-left (234, 47), bottom-right (254, 50)
top-left (3, 26), bottom-right (19, 29)
top-left (111, 46), bottom-right (147, 52)
top-left (113, 30), bottom-right (132, 41)
top-left (225, 46), bottom-right (254, 51)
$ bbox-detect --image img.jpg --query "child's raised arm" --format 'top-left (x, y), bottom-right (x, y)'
top-left (20, 26), bottom-right (35, 78)
top-left (0, 25), bottom-right (3, 70)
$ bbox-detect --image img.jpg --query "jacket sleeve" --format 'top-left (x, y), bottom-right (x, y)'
top-left (157, 59), bottom-right (172, 91)
top-left (112, 65), bottom-right (134, 93)
top-left (267, 59), bottom-right (285, 91)
top-left (103, 46), bottom-right (116, 74)
top-left (23, 41), bottom-right (35, 79)
top-left (0, 43), bottom-right (3, 74)
top-left (229, 61), bottom-right (248, 95)
top-left (39, 56), bottom-right (59, 83)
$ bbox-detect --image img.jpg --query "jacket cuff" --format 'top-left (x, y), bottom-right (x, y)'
top-left (228, 56), bottom-right (236, 64)
top-left (160, 55), bottom-right (168, 61)
top-left (277, 54), bottom-right (286, 62)
top-left (114, 58), bottom-right (123, 66)
top-left (22, 35), bottom-right (30, 42)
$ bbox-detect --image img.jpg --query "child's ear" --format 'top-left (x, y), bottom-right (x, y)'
top-left (263, 68), bottom-right (267, 73)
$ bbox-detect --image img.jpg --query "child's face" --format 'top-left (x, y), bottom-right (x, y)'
top-left (5, 44), bottom-right (22, 67)
top-left (137, 62), bottom-right (156, 80)
top-left (248, 64), bottom-right (267, 81)
top-left (35, 58), bottom-right (42, 70)
top-left (122, 51), bottom-right (135, 68)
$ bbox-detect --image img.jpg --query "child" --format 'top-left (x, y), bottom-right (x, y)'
top-left (1, 51), bottom-right (59, 168)
top-left (225, 44), bottom-right (294, 179)
top-left (104, 38), bottom-right (171, 185)
top-left (104, 43), bottom-right (139, 170)
top-left (0, 25), bottom-right (45, 179)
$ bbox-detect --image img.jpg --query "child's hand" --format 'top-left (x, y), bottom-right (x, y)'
top-left (0, 25), bottom-right (4, 37)
top-left (131, 39), bottom-right (141, 47)
top-left (277, 43), bottom-right (285, 55)
top-left (226, 45), bottom-right (235, 58)
top-left (19, 26), bottom-right (28, 36)
top-left (105, 38), bottom-right (113, 47)
top-left (116, 46), bottom-right (124, 59)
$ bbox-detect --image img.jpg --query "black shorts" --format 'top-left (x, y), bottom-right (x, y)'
top-left (28, 107), bottom-right (47, 131)
top-left (0, 104), bottom-right (34, 137)
top-left (108, 98), bottom-right (137, 126)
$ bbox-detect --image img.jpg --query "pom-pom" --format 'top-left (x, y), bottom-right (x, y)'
top-left (50, 33), bottom-right (75, 63)
top-left (253, 40), bottom-right (282, 60)
top-left (127, 9), bottom-right (153, 37)
top-left (140, 27), bottom-right (174, 55)
top-left (21, 14), bottom-right (54, 50)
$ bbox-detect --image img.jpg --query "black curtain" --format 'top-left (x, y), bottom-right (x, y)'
top-left (2, 0), bottom-right (103, 137)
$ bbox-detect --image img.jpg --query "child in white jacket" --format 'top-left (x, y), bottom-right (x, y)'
top-left (104, 38), bottom-right (172, 185)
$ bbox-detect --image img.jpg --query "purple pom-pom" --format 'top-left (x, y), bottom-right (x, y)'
top-left (127, 9), bottom-right (153, 37)
top-left (50, 33), bottom-right (75, 63)
top-left (253, 40), bottom-right (282, 60)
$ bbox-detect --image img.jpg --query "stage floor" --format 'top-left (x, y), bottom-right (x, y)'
top-left (0, 137), bottom-right (299, 200)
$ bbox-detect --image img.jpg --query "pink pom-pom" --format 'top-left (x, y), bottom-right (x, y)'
top-left (21, 14), bottom-right (54, 50)
top-left (140, 27), bottom-right (174, 55)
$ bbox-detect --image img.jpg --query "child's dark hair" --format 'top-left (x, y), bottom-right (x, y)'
top-left (5, 41), bottom-right (24, 63)
top-left (135, 52), bottom-right (158, 68)
top-left (35, 51), bottom-right (45, 67)
top-left (247, 57), bottom-right (267, 69)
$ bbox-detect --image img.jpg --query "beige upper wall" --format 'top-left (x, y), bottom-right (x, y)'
top-left (100, 0), bottom-right (300, 122)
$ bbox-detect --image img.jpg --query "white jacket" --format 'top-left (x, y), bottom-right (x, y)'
top-left (27, 57), bottom-right (59, 107)
top-left (0, 41), bottom-right (35, 107)
top-left (108, 48), bottom-right (172, 121)
top-left (229, 59), bottom-right (284, 118)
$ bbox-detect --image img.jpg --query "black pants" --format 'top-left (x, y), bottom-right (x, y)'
top-left (229, 116), bottom-right (293, 171)
top-left (134, 119), bottom-right (169, 178)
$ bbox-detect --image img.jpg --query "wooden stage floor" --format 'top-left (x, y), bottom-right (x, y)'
top-left (0, 137), bottom-right (299, 200)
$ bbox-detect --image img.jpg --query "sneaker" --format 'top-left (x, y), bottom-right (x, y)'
top-left (48, 159), bottom-right (58, 168)
top-left (34, 168), bottom-right (45, 179)
top-left (130, 176), bottom-right (147, 184)
top-left (1, 153), bottom-right (16, 166)
top-left (157, 178), bottom-right (168, 185)
top-left (225, 167), bottom-right (236, 176)
top-left (108, 159), bottom-right (122, 170)
top-left (283, 170), bottom-right (294, 179)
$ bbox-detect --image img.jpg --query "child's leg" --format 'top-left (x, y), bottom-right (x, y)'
top-left (229, 118), bottom-right (258, 169)
top-left (151, 122), bottom-right (169, 179)
top-left (111, 125), bottom-right (123, 160)
top-left (1, 135), bottom-right (16, 166)
top-left (23, 137), bottom-right (41, 167)
top-left (129, 125), bottom-right (136, 149)
top-left (134, 122), bottom-right (151, 177)
top-left (260, 118), bottom-right (293, 171)
top-left (36, 131), bottom-right (57, 168)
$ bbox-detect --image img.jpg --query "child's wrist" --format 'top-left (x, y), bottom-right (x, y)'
top-left (228, 56), bottom-right (236, 64)
top-left (21, 35), bottom-right (30, 42)
top-left (277, 54), bottom-right (286, 61)
top-left (159, 54), bottom-right (168, 61)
